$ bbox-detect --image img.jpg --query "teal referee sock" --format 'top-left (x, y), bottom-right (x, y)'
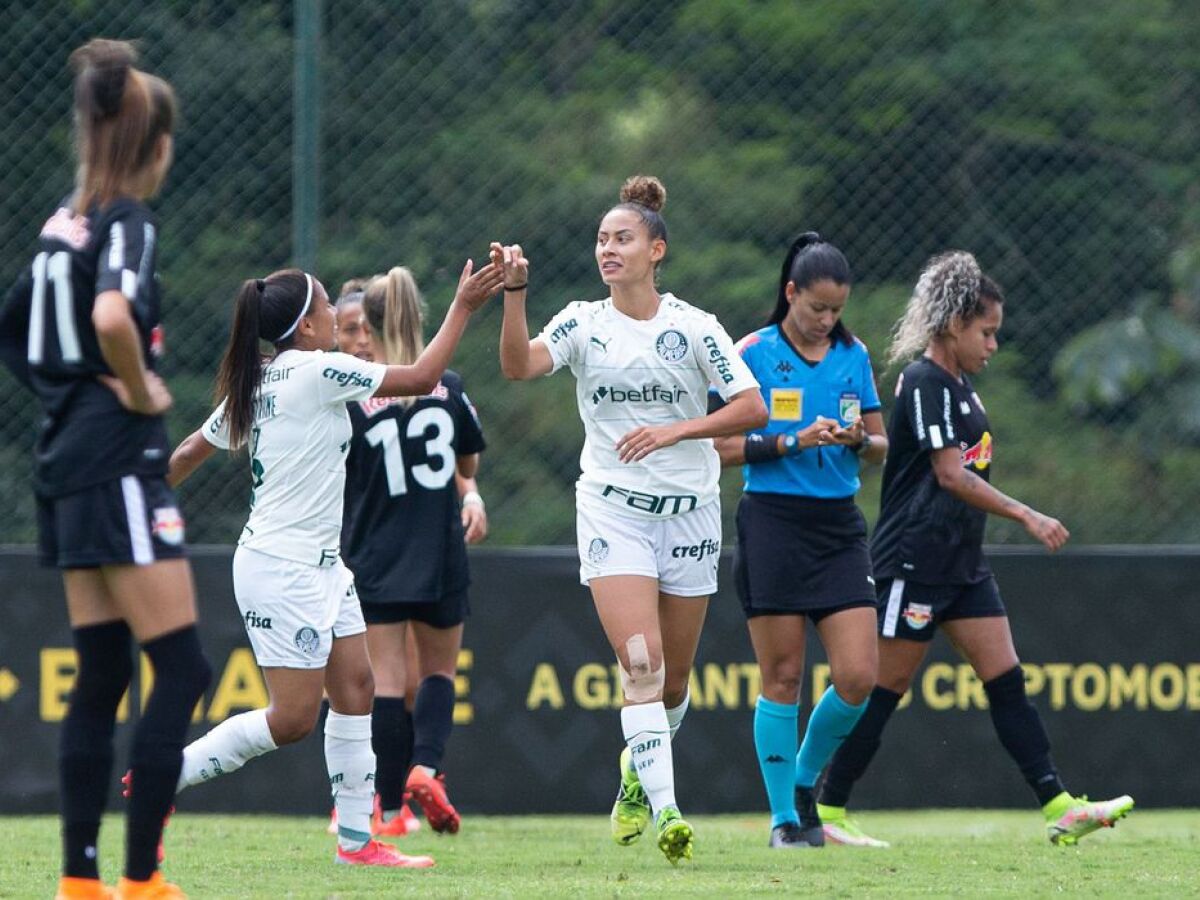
top-left (795, 686), bottom-right (868, 788)
top-left (754, 695), bottom-right (800, 828)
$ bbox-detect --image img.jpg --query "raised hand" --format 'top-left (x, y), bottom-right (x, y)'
top-left (453, 259), bottom-right (504, 312)
top-left (490, 242), bottom-right (530, 291)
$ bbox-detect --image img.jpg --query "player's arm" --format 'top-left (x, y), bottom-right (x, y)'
top-left (168, 428), bottom-right (219, 487)
top-left (618, 387), bottom-right (768, 464)
top-left (93, 290), bottom-right (172, 415)
top-left (0, 273), bottom-right (32, 388)
top-left (828, 410), bottom-right (888, 465)
top-left (375, 259), bottom-right (503, 398)
top-left (929, 447), bottom-right (1069, 551)
top-left (495, 241), bottom-right (554, 380)
top-left (455, 468), bottom-right (487, 544)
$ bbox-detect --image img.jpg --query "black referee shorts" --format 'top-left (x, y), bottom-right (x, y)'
top-left (876, 576), bottom-right (1006, 642)
top-left (37, 475), bottom-right (188, 569)
top-left (360, 588), bottom-right (470, 629)
top-left (733, 492), bottom-right (876, 620)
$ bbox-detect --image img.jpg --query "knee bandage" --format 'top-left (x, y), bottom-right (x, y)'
top-left (618, 634), bottom-right (665, 703)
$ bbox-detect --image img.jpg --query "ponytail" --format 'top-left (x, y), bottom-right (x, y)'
top-left (364, 267), bottom-right (425, 404)
top-left (213, 269), bottom-right (313, 448)
top-left (767, 231), bottom-right (854, 345)
top-left (69, 38), bottom-right (176, 213)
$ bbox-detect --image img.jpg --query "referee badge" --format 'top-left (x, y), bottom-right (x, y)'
top-left (839, 392), bottom-right (861, 424)
top-left (655, 330), bottom-right (688, 362)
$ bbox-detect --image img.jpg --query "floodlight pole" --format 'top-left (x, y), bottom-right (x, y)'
top-left (293, 0), bottom-right (321, 272)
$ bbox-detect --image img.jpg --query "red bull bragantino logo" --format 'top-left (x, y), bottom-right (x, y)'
top-left (960, 431), bottom-right (992, 470)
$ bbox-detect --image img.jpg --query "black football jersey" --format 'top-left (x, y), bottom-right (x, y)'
top-left (870, 357), bottom-right (994, 584)
top-left (0, 197), bottom-right (169, 497)
top-left (341, 370), bottom-right (485, 604)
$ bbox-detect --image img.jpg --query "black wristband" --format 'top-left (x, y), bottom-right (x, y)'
top-left (744, 433), bottom-right (783, 464)
top-left (503, 282), bottom-right (528, 292)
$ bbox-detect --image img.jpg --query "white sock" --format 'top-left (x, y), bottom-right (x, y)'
top-left (621, 702), bottom-right (676, 817)
top-left (627, 691), bottom-right (690, 777)
top-left (177, 707), bottom-right (276, 792)
top-left (326, 711), bottom-right (375, 852)
top-left (666, 690), bottom-right (690, 740)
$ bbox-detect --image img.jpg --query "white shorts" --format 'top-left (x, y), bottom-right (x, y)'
top-left (232, 546), bottom-right (366, 669)
top-left (576, 493), bottom-right (721, 597)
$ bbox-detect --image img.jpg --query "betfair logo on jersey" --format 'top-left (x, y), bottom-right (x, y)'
top-left (703, 335), bottom-right (734, 384)
top-left (602, 485), bottom-right (698, 516)
top-left (261, 366), bottom-right (293, 384)
top-left (671, 539), bottom-right (720, 561)
top-left (549, 318), bottom-right (578, 343)
top-left (591, 384), bottom-right (687, 405)
top-left (322, 367), bottom-right (375, 389)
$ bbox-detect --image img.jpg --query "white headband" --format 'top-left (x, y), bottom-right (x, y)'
top-left (274, 272), bottom-right (313, 343)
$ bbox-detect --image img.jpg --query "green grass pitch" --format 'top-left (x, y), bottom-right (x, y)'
top-left (2, 810), bottom-right (1195, 897)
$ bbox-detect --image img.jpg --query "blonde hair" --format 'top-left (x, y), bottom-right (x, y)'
top-left (363, 267), bottom-right (426, 405)
top-left (888, 251), bottom-right (984, 365)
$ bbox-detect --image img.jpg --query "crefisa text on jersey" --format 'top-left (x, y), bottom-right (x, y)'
top-left (703, 335), bottom-right (734, 384)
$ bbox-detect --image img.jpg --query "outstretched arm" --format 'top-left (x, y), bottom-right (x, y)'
top-left (168, 428), bottom-right (218, 487)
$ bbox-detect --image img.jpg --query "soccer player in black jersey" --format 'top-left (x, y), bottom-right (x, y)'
top-left (815, 251), bottom-right (1133, 847)
top-left (340, 267), bottom-right (488, 836)
top-left (0, 40), bottom-right (211, 900)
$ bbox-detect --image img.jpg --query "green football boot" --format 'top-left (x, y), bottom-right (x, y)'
top-left (655, 806), bottom-right (694, 865)
top-left (1044, 792), bottom-right (1134, 846)
top-left (610, 747), bottom-right (651, 846)
top-left (816, 803), bottom-right (890, 848)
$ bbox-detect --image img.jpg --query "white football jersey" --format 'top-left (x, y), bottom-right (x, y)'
top-left (536, 292), bottom-right (758, 518)
top-left (203, 349), bottom-right (387, 566)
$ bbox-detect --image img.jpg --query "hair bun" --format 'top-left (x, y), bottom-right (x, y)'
top-left (793, 231), bottom-right (823, 251)
top-left (70, 38), bottom-right (138, 120)
top-left (619, 175), bottom-right (667, 213)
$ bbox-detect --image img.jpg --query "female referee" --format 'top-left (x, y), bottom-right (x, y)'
top-left (340, 266), bottom-right (488, 836)
top-left (0, 39), bottom-right (210, 900)
top-left (712, 233), bottom-right (886, 849)
top-left (499, 175), bottom-right (768, 865)
top-left (816, 251), bottom-right (1134, 847)
top-left (165, 260), bottom-right (501, 868)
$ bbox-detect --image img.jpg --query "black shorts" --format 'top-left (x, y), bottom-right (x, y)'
top-left (734, 493), bottom-right (876, 620)
top-left (360, 589), bottom-right (469, 629)
top-left (37, 475), bottom-right (188, 569)
top-left (876, 576), bottom-right (1005, 642)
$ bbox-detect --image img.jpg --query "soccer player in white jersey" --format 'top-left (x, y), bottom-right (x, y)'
top-left (166, 262), bottom-right (501, 868)
top-left (498, 175), bottom-right (768, 864)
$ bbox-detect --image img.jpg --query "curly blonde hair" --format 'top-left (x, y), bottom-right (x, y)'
top-left (888, 251), bottom-right (996, 365)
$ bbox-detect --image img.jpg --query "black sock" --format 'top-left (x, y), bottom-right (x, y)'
top-left (818, 686), bottom-right (902, 808)
top-left (61, 621), bottom-right (133, 879)
top-left (372, 696), bottom-right (413, 811)
top-left (411, 675), bottom-right (454, 772)
top-left (126, 626), bottom-right (211, 881)
top-left (984, 666), bottom-right (1066, 806)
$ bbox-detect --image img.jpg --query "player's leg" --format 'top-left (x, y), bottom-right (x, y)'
top-left (406, 616), bottom-right (466, 834)
top-left (942, 603), bottom-right (1133, 845)
top-left (97, 558), bottom-right (210, 895)
top-left (793, 606), bottom-right (876, 843)
top-left (363, 618), bottom-right (417, 834)
top-left (57, 570), bottom-right (134, 899)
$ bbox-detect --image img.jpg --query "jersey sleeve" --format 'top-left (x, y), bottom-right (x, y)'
top-left (534, 301), bottom-right (586, 373)
top-left (0, 271), bottom-right (33, 388)
top-left (95, 206), bottom-right (153, 303)
top-left (315, 352), bottom-right (389, 405)
top-left (202, 399), bottom-right (232, 450)
top-left (901, 365), bottom-right (959, 451)
top-left (697, 317), bottom-right (759, 401)
top-left (444, 371), bottom-right (486, 455)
